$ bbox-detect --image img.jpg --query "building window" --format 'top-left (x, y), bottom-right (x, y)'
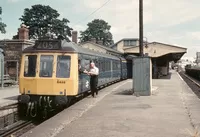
top-left (124, 40), bottom-right (136, 46)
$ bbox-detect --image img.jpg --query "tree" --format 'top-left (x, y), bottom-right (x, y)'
top-left (80, 19), bottom-right (114, 46)
top-left (19, 4), bottom-right (72, 41)
top-left (0, 7), bottom-right (6, 34)
top-left (12, 33), bottom-right (19, 39)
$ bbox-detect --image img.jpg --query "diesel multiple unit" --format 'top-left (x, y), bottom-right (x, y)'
top-left (18, 39), bottom-right (128, 118)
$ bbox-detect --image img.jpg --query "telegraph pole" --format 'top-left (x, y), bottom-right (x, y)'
top-left (139, 0), bottom-right (144, 56)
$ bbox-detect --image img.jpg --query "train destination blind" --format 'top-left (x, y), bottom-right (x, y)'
top-left (34, 40), bottom-right (61, 50)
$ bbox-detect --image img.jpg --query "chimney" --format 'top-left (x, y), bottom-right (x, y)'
top-left (90, 38), bottom-right (96, 43)
top-left (72, 31), bottom-right (78, 43)
top-left (97, 40), bottom-right (103, 45)
top-left (18, 24), bottom-right (29, 40)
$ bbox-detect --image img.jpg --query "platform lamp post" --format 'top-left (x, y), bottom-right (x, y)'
top-left (0, 40), bottom-right (6, 88)
top-left (132, 0), bottom-right (152, 96)
top-left (139, 0), bottom-right (144, 57)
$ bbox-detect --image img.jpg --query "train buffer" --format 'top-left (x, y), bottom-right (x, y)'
top-left (21, 70), bottom-right (200, 137)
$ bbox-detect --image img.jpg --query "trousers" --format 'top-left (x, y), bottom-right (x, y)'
top-left (90, 75), bottom-right (98, 97)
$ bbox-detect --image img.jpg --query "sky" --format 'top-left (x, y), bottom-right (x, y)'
top-left (0, 0), bottom-right (200, 59)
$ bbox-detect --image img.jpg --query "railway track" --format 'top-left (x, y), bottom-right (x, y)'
top-left (0, 120), bottom-right (36, 137)
top-left (179, 71), bottom-right (200, 98)
top-left (0, 103), bottom-right (18, 111)
top-left (0, 80), bottom-right (122, 137)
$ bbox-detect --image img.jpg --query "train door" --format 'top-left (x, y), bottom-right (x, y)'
top-left (78, 59), bottom-right (82, 93)
top-left (78, 58), bottom-right (90, 93)
top-left (111, 60), bottom-right (113, 80)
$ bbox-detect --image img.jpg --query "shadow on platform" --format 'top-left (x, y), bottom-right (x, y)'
top-left (4, 95), bottom-right (18, 100)
top-left (114, 89), bottom-right (133, 96)
top-left (156, 72), bottom-right (172, 80)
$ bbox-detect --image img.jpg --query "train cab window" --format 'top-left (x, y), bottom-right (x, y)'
top-left (24, 55), bottom-right (37, 77)
top-left (56, 55), bottom-right (71, 78)
top-left (39, 55), bottom-right (54, 77)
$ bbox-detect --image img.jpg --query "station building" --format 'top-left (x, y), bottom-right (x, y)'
top-left (75, 33), bottom-right (187, 79)
top-left (0, 28), bottom-right (187, 80)
top-left (110, 38), bottom-right (187, 78)
top-left (0, 24), bottom-right (34, 80)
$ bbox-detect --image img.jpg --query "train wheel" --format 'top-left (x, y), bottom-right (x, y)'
top-left (83, 92), bottom-right (88, 97)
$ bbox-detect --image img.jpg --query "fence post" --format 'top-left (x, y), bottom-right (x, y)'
top-left (1, 56), bottom-right (4, 88)
top-left (16, 61), bottom-right (19, 83)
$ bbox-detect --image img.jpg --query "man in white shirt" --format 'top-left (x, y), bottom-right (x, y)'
top-left (84, 62), bottom-right (99, 97)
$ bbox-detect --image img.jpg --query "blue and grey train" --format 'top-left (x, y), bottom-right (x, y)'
top-left (18, 39), bottom-right (128, 118)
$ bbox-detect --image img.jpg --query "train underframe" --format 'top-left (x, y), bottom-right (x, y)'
top-left (17, 78), bottom-right (125, 119)
top-left (18, 94), bottom-right (74, 119)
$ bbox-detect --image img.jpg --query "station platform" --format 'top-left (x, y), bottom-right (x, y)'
top-left (0, 86), bottom-right (19, 107)
top-left (0, 86), bottom-right (19, 117)
top-left (22, 70), bottom-right (200, 137)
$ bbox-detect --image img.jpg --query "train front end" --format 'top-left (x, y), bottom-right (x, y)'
top-left (18, 39), bottom-right (79, 118)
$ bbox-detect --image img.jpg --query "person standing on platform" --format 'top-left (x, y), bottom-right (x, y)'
top-left (84, 62), bottom-right (99, 97)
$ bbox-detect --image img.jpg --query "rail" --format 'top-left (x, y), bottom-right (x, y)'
top-left (0, 120), bottom-right (34, 137)
top-left (0, 103), bottom-right (18, 111)
top-left (181, 72), bottom-right (200, 88)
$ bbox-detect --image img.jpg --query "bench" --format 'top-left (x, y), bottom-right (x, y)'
top-left (0, 74), bottom-right (16, 86)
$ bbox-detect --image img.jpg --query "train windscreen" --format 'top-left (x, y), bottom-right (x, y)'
top-left (24, 55), bottom-right (37, 77)
top-left (39, 55), bottom-right (54, 77)
top-left (56, 55), bottom-right (71, 78)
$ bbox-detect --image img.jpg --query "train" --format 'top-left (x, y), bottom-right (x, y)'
top-left (185, 64), bottom-right (200, 80)
top-left (18, 39), bottom-right (128, 118)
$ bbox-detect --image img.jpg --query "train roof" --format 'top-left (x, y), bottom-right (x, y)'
top-left (23, 39), bottom-right (121, 60)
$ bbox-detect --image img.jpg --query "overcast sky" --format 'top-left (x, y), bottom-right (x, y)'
top-left (0, 0), bottom-right (200, 59)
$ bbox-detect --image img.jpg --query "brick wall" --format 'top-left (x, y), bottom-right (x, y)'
top-left (0, 40), bottom-right (34, 79)
top-left (1, 43), bottom-right (21, 78)
top-left (3, 43), bottom-right (22, 61)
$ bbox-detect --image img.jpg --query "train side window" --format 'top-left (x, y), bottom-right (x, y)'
top-left (102, 60), bottom-right (105, 72)
top-left (106, 61), bottom-right (108, 71)
top-left (109, 61), bottom-right (111, 70)
top-left (117, 63), bottom-right (120, 69)
top-left (81, 59), bottom-right (90, 71)
top-left (56, 55), bottom-right (71, 78)
top-left (39, 55), bottom-right (54, 77)
top-left (108, 61), bottom-right (109, 71)
top-left (98, 59), bottom-right (101, 72)
top-left (24, 55), bottom-right (37, 77)
top-left (98, 60), bottom-right (101, 72)
top-left (94, 59), bottom-right (98, 67)
top-left (108, 60), bottom-right (110, 71)
top-left (113, 61), bottom-right (116, 70)
top-left (112, 60), bottom-right (115, 70)
top-left (105, 61), bottom-right (107, 71)
top-left (115, 61), bottom-right (117, 70)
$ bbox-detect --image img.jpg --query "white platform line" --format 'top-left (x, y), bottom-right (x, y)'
top-left (177, 72), bottom-right (183, 81)
top-left (50, 80), bottom-right (129, 137)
